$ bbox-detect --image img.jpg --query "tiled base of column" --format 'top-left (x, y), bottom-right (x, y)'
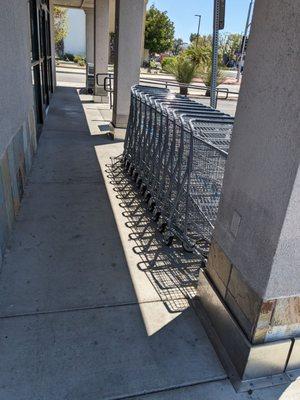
top-left (0, 108), bottom-right (36, 262)
top-left (196, 240), bottom-right (300, 390)
top-left (109, 122), bottom-right (126, 141)
top-left (94, 87), bottom-right (109, 104)
top-left (206, 241), bottom-right (300, 344)
top-left (94, 95), bottom-right (109, 104)
top-left (194, 270), bottom-right (294, 392)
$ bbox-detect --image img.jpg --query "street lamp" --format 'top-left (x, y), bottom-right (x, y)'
top-left (236, 0), bottom-right (254, 82)
top-left (195, 14), bottom-right (201, 46)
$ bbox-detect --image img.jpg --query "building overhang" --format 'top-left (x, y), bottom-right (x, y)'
top-left (53, 0), bottom-right (94, 9)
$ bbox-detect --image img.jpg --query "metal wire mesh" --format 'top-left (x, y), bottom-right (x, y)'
top-left (122, 85), bottom-right (234, 256)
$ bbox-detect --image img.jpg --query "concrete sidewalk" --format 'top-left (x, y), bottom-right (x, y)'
top-left (0, 86), bottom-right (296, 399)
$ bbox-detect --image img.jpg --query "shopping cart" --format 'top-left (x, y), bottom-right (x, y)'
top-left (121, 85), bottom-right (234, 256)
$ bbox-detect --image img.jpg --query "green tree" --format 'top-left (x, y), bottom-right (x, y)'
top-left (53, 6), bottom-right (69, 57)
top-left (189, 33), bottom-right (198, 43)
top-left (190, 34), bottom-right (212, 47)
top-left (219, 33), bottom-right (242, 64)
top-left (145, 5), bottom-right (175, 54)
top-left (172, 38), bottom-right (184, 56)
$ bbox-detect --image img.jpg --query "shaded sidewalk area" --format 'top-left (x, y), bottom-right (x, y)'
top-left (0, 86), bottom-right (294, 399)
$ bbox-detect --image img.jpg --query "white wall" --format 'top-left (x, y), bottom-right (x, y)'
top-left (0, 1), bottom-right (33, 156)
top-left (64, 9), bottom-right (86, 56)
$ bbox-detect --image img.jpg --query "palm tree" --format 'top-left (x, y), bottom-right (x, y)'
top-left (185, 40), bottom-right (226, 96)
top-left (186, 43), bottom-right (211, 67)
top-left (164, 56), bottom-right (197, 95)
top-left (200, 66), bottom-right (225, 96)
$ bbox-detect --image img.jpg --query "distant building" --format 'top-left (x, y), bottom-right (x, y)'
top-left (64, 9), bottom-right (86, 56)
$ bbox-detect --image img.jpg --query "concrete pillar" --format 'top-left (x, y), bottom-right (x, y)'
top-left (140, 0), bottom-right (147, 66)
top-left (196, 0), bottom-right (300, 388)
top-left (49, 0), bottom-right (56, 89)
top-left (94, 0), bottom-right (110, 103)
top-left (110, 0), bottom-right (145, 138)
top-left (85, 9), bottom-right (94, 64)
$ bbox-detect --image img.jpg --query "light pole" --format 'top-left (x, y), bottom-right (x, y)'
top-left (236, 0), bottom-right (254, 82)
top-left (195, 14), bottom-right (201, 46)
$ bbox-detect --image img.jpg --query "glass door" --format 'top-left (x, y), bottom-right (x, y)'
top-left (28, 0), bottom-right (53, 138)
top-left (29, 0), bottom-right (43, 136)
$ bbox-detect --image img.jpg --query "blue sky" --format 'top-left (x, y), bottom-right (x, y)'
top-left (147, 0), bottom-right (252, 43)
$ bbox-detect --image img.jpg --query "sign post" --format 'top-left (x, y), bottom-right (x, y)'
top-left (210, 0), bottom-right (225, 108)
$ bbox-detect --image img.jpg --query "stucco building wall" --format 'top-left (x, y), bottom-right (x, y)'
top-left (0, 1), bottom-right (34, 156)
top-left (0, 1), bottom-right (38, 259)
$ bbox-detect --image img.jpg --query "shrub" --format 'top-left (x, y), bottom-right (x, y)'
top-left (164, 55), bottom-right (197, 95)
top-left (161, 56), bottom-right (177, 72)
top-left (64, 53), bottom-right (74, 61)
top-left (199, 66), bottom-right (225, 96)
top-left (74, 55), bottom-right (86, 66)
top-left (185, 43), bottom-right (211, 67)
top-left (149, 59), bottom-right (161, 70)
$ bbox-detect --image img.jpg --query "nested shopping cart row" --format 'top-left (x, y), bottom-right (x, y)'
top-left (122, 85), bottom-right (234, 256)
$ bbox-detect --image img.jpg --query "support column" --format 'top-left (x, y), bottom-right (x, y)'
top-left (49, 0), bottom-right (56, 89)
top-left (140, 0), bottom-right (147, 66)
top-left (196, 0), bottom-right (300, 389)
top-left (94, 0), bottom-right (110, 103)
top-left (85, 9), bottom-right (94, 64)
top-left (110, 0), bottom-right (145, 139)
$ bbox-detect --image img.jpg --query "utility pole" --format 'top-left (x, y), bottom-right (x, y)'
top-left (210, 0), bottom-right (225, 108)
top-left (195, 14), bottom-right (201, 47)
top-left (236, 0), bottom-right (254, 82)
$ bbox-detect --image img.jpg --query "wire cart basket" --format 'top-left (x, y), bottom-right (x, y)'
top-left (121, 85), bottom-right (234, 256)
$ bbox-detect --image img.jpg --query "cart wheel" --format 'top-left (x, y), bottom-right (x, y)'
top-left (132, 170), bottom-right (138, 182)
top-left (125, 161), bottom-right (130, 171)
top-left (128, 165), bottom-right (134, 176)
top-left (148, 200), bottom-right (155, 212)
top-left (182, 241), bottom-right (195, 253)
top-left (120, 157), bottom-right (125, 166)
top-left (163, 231), bottom-right (174, 246)
top-left (136, 177), bottom-right (142, 188)
top-left (144, 191), bottom-right (151, 202)
top-left (151, 207), bottom-right (160, 222)
top-left (157, 218), bottom-right (167, 233)
top-left (140, 184), bottom-right (147, 195)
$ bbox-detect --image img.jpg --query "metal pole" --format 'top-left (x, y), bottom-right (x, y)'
top-left (236, 0), bottom-right (254, 82)
top-left (210, 0), bottom-right (220, 108)
top-left (195, 14), bottom-right (201, 47)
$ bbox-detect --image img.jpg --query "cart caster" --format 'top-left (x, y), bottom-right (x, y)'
top-left (182, 241), bottom-right (195, 253)
top-left (140, 183), bottom-right (147, 195)
top-left (136, 177), bottom-right (143, 188)
top-left (151, 206), bottom-right (160, 222)
top-left (132, 170), bottom-right (138, 182)
top-left (163, 231), bottom-right (174, 246)
top-left (144, 191), bottom-right (151, 203)
top-left (128, 165), bottom-right (134, 176)
top-left (157, 218), bottom-right (167, 233)
top-left (148, 199), bottom-right (155, 212)
top-left (120, 157), bottom-right (126, 166)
